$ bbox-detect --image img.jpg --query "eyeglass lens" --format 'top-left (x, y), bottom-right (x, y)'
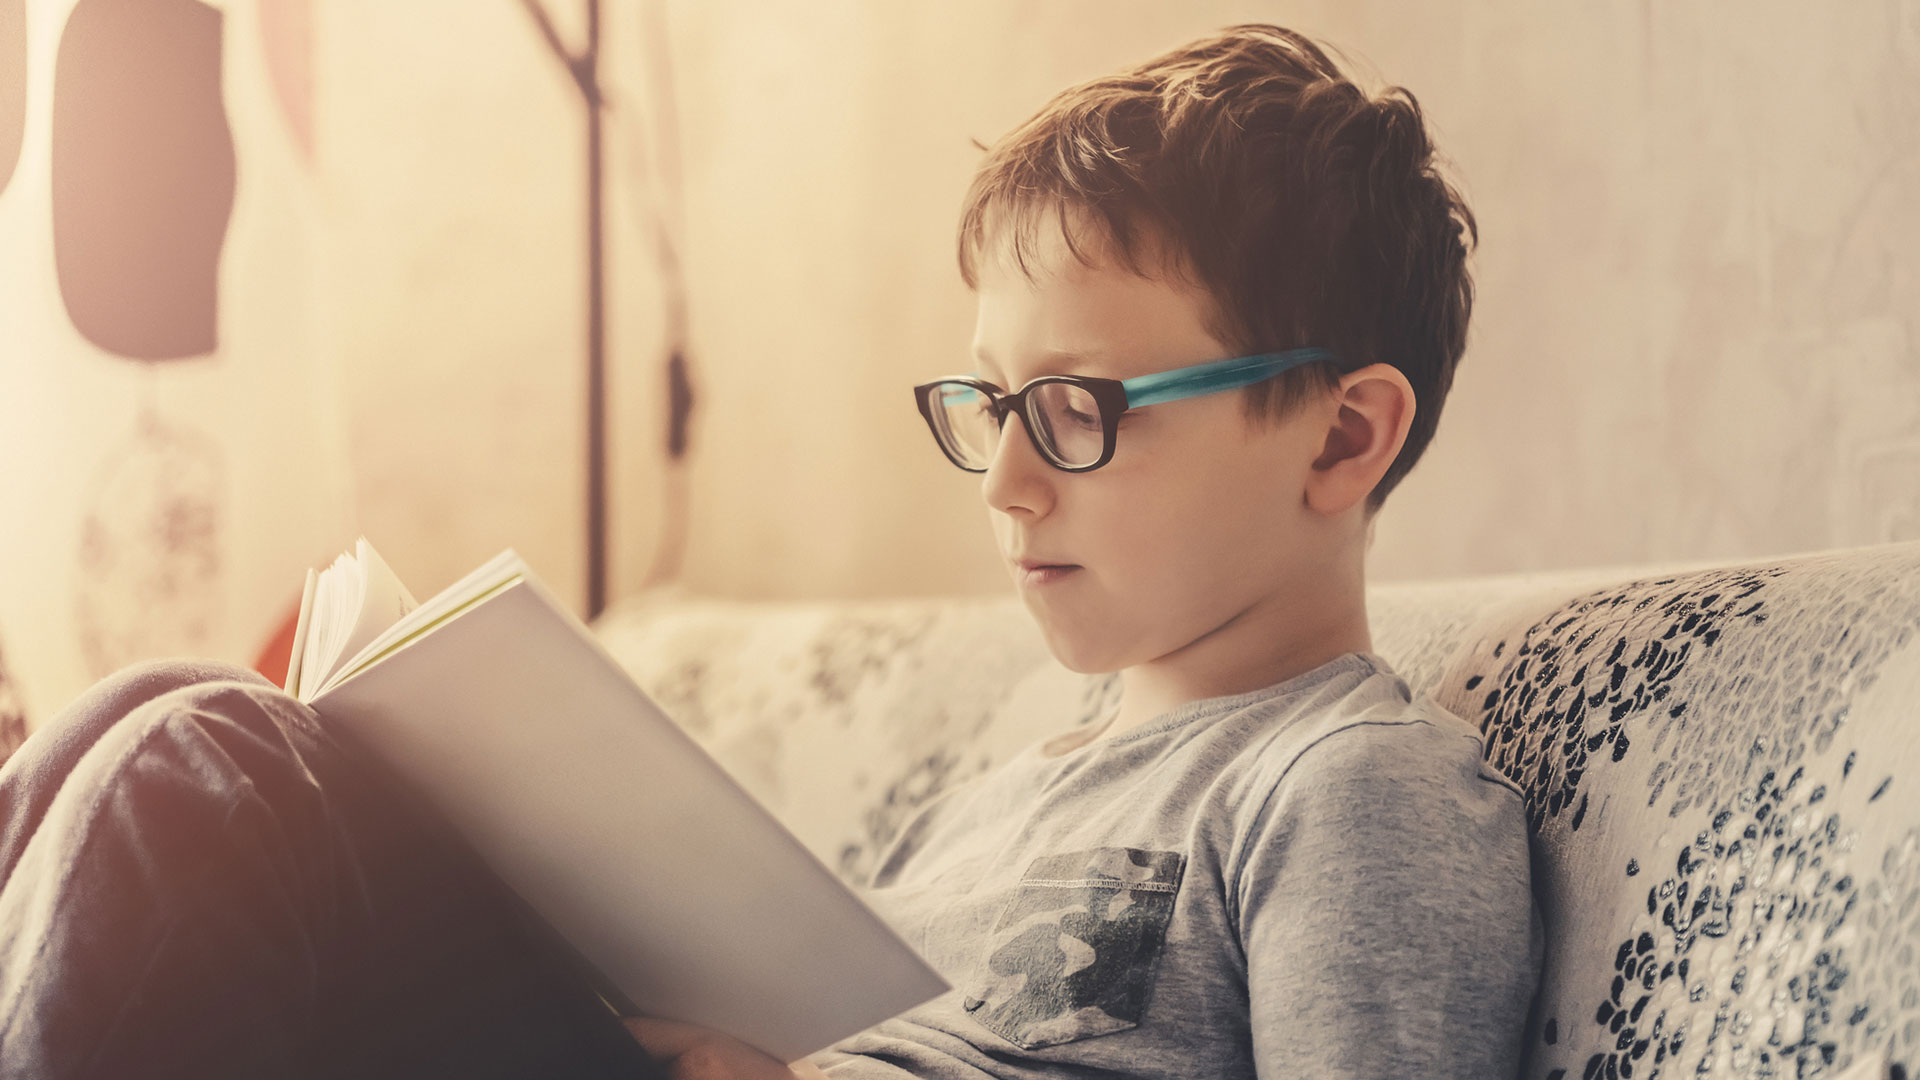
top-left (928, 380), bottom-right (1104, 468)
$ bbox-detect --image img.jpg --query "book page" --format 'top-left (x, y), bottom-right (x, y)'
top-left (313, 546), bottom-right (525, 700)
top-left (332, 536), bottom-right (420, 679)
top-left (298, 549), bottom-right (361, 701)
top-left (285, 568), bottom-right (318, 697)
top-left (293, 538), bottom-right (420, 702)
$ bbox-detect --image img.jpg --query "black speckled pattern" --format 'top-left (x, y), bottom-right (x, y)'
top-left (1432, 544), bottom-right (1920, 1079)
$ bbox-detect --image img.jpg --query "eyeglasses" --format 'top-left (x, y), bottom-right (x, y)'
top-left (912, 347), bottom-right (1336, 473)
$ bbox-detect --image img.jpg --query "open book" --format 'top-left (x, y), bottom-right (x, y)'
top-left (286, 538), bottom-right (949, 1063)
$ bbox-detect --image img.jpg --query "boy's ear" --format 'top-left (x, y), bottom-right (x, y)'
top-left (1304, 363), bottom-right (1416, 518)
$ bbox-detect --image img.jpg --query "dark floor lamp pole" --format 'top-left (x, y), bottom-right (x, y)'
top-left (584, 0), bottom-right (606, 620)
top-left (520, 0), bottom-right (607, 619)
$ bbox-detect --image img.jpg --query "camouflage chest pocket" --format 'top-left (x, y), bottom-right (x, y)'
top-left (961, 847), bottom-right (1186, 1051)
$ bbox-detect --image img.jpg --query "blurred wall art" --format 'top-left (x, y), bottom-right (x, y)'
top-left (0, 0), bottom-right (352, 727)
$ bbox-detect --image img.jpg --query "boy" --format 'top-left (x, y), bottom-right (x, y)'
top-left (635, 22), bottom-right (1542, 1079)
top-left (0, 22), bottom-right (1540, 1080)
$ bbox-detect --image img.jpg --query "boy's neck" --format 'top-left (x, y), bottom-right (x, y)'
top-left (1105, 577), bottom-right (1373, 742)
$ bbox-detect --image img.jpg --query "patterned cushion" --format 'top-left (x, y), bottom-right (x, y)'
top-left (593, 540), bottom-right (1920, 1079)
top-left (593, 586), bottom-right (1091, 883)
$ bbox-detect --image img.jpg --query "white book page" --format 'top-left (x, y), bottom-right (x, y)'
top-left (313, 546), bottom-right (526, 700)
top-left (293, 538), bottom-right (420, 702)
top-left (299, 548), bottom-right (362, 699)
top-left (285, 568), bottom-right (318, 697)
top-left (332, 536), bottom-right (420, 676)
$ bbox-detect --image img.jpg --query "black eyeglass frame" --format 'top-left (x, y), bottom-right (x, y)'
top-left (912, 375), bottom-right (1132, 474)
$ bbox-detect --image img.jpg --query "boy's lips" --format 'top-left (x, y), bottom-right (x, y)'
top-left (1012, 558), bottom-right (1081, 588)
top-left (1013, 557), bottom-right (1079, 573)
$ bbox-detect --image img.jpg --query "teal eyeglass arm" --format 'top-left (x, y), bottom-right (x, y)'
top-left (937, 346), bottom-right (1335, 409)
top-left (1119, 348), bottom-right (1335, 409)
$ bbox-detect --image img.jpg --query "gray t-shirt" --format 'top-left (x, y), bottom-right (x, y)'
top-left (809, 650), bottom-right (1544, 1079)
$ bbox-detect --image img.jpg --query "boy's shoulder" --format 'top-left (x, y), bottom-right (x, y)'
top-left (1225, 656), bottom-right (1522, 806)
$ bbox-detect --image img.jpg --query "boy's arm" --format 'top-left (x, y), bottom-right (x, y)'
top-left (1236, 719), bottom-right (1543, 1079)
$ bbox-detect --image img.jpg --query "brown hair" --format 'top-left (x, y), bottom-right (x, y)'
top-left (956, 24), bottom-right (1476, 515)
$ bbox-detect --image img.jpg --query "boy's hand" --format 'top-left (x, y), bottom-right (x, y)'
top-left (621, 1017), bottom-right (831, 1080)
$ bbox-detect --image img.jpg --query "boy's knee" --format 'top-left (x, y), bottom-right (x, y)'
top-left (96, 657), bottom-right (271, 708)
top-left (15, 660), bottom-right (283, 778)
top-left (0, 662), bottom-right (310, 888)
top-left (128, 678), bottom-right (324, 785)
top-left (58, 658), bottom-right (270, 730)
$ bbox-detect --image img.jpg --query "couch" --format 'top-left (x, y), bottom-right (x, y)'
top-left (592, 539), bottom-right (1920, 1080)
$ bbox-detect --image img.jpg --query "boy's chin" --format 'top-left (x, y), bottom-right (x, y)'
top-left (1032, 625), bottom-right (1127, 676)
top-left (1016, 590), bottom-right (1134, 673)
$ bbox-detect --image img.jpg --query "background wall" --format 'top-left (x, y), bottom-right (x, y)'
top-left (661, 0), bottom-right (1920, 600)
top-left (2, 0), bottom-right (1915, 727)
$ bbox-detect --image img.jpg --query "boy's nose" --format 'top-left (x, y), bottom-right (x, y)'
top-left (980, 412), bottom-right (1056, 517)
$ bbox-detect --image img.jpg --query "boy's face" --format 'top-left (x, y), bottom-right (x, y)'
top-left (969, 214), bottom-right (1344, 675)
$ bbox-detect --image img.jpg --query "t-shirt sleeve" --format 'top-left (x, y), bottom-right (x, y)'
top-left (1233, 715), bottom-right (1544, 1079)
